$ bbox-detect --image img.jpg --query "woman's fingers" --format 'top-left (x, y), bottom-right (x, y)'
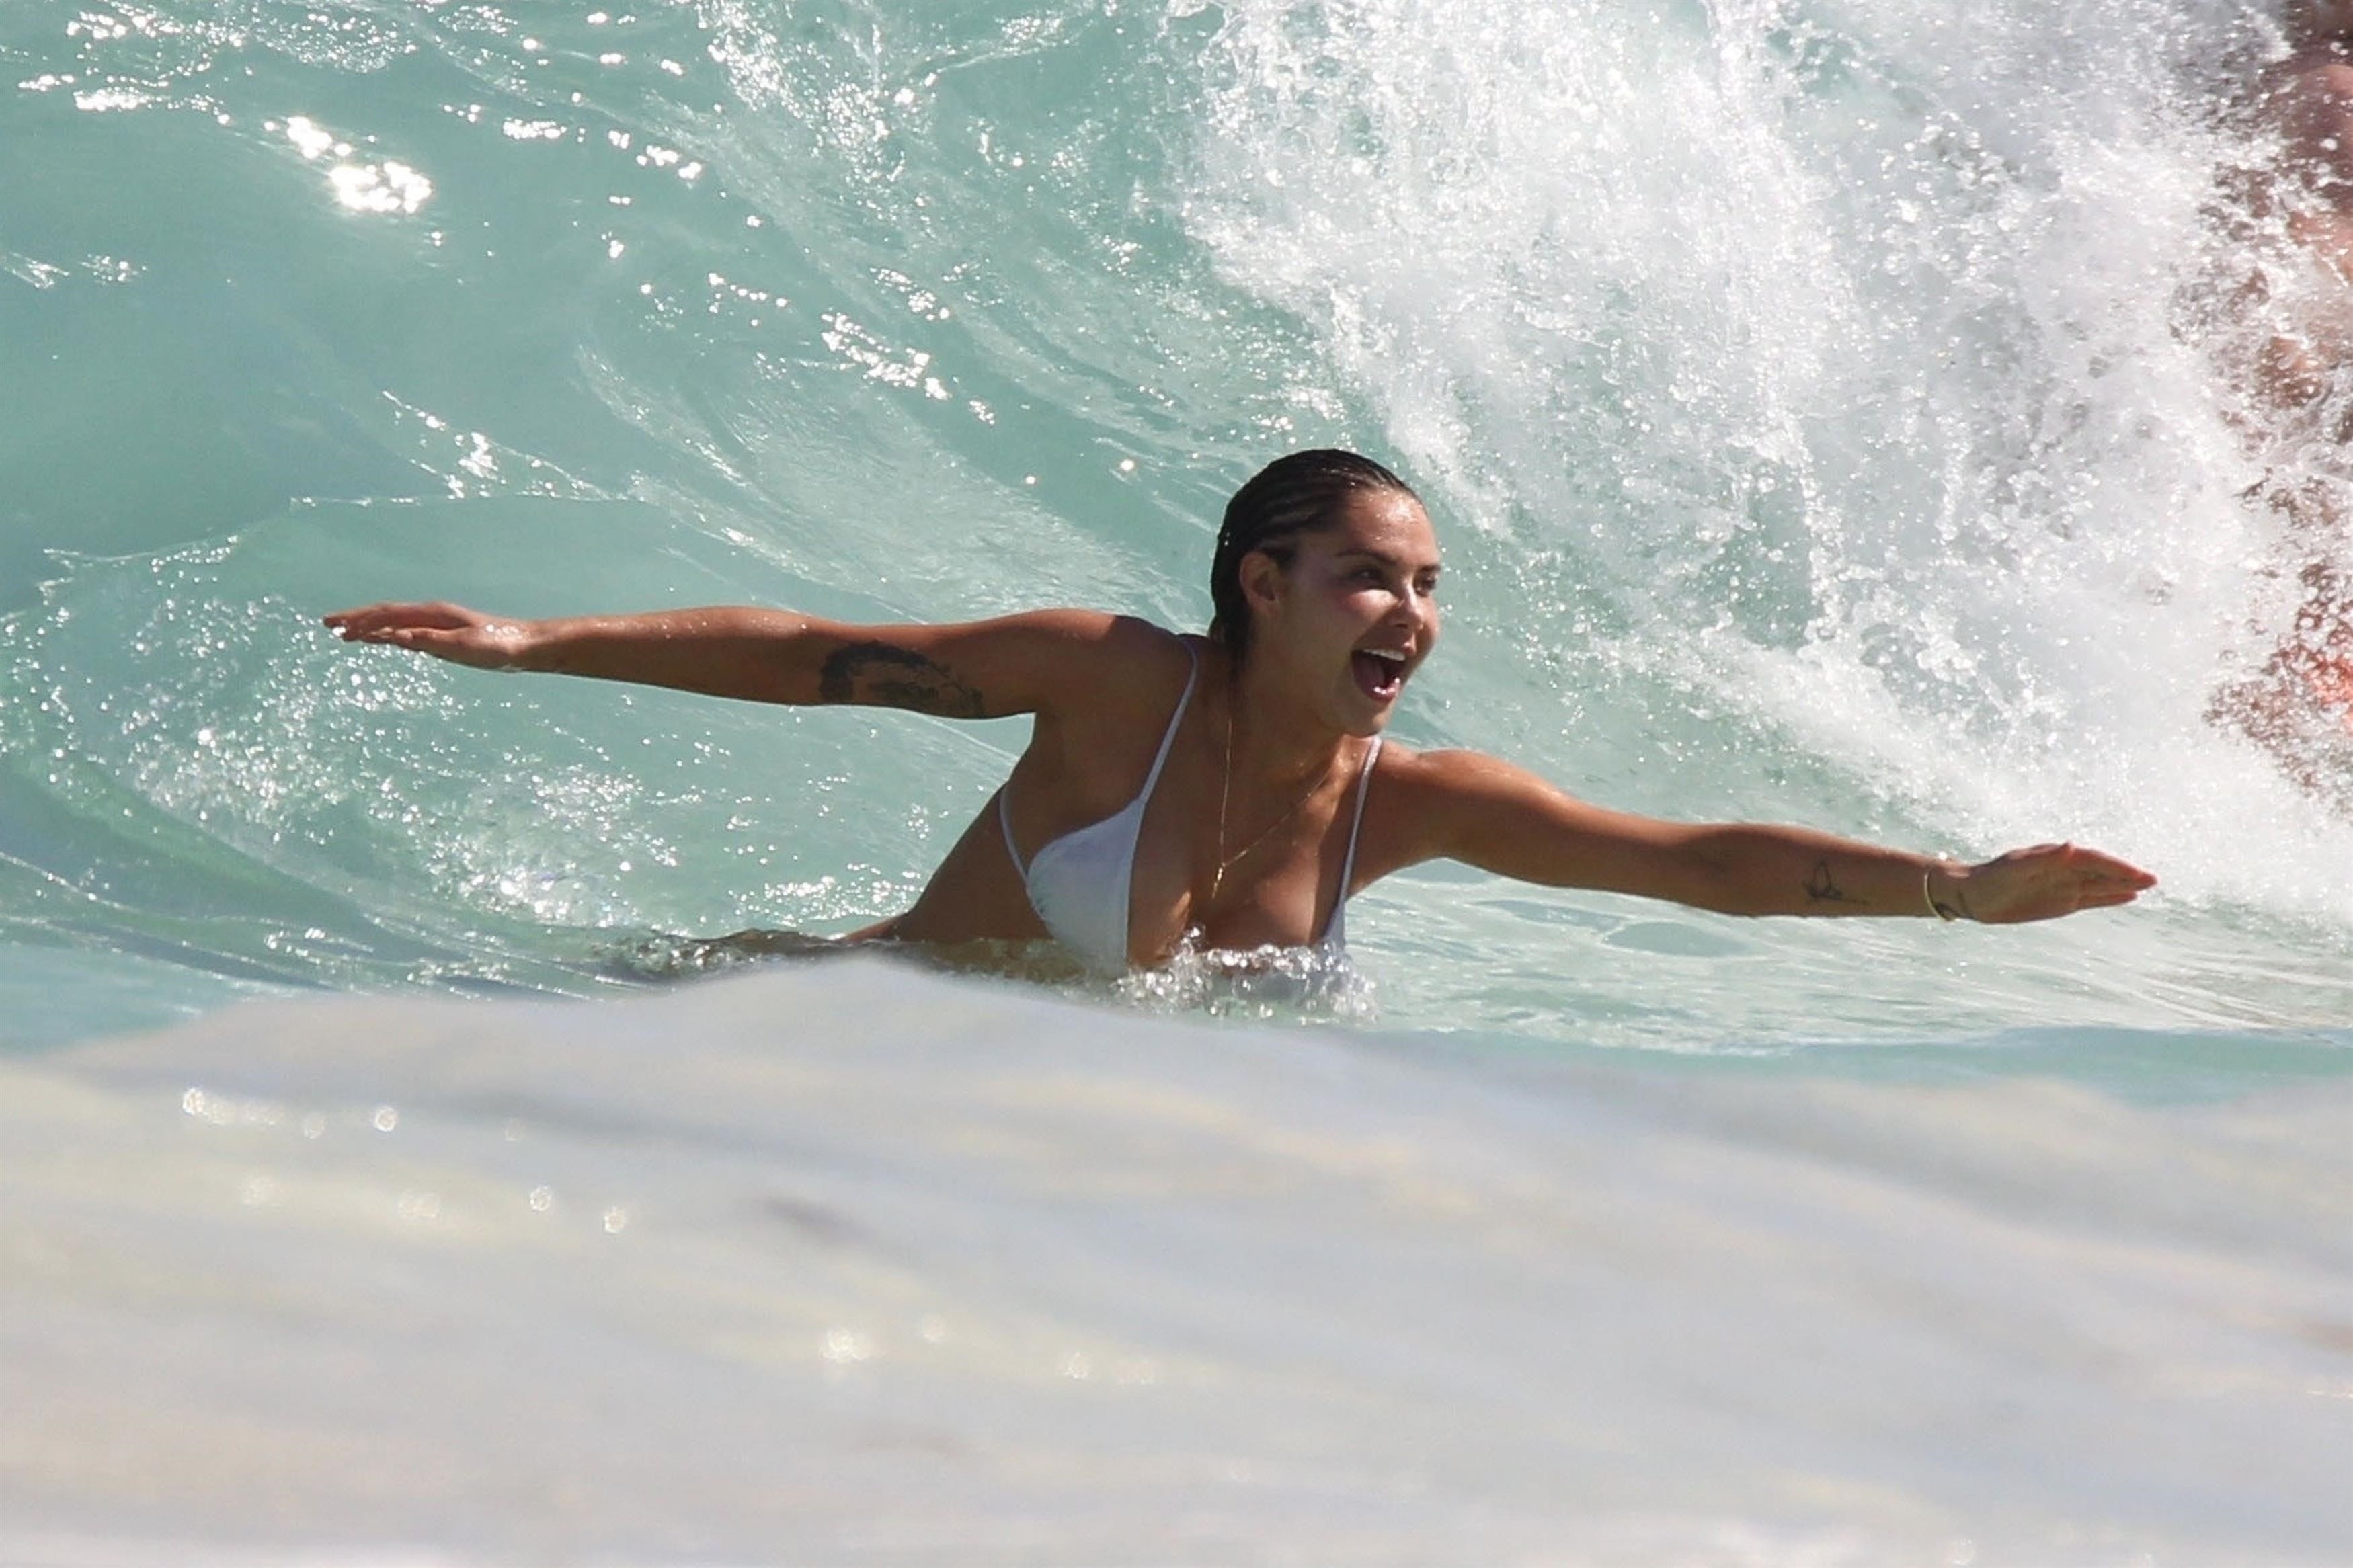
top-left (320, 603), bottom-right (525, 669)
top-left (2059, 844), bottom-right (2157, 887)
top-left (322, 602), bottom-right (481, 637)
top-left (321, 602), bottom-right (532, 668)
top-left (1968, 842), bottom-right (2157, 922)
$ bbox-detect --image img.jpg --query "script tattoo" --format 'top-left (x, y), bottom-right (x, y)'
top-left (1804, 859), bottom-right (1860, 905)
top-left (816, 642), bottom-right (988, 718)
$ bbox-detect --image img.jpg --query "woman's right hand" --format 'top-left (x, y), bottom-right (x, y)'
top-left (322, 602), bottom-right (537, 669)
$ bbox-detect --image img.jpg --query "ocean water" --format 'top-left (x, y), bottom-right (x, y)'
top-left (3, 0), bottom-right (2350, 1561)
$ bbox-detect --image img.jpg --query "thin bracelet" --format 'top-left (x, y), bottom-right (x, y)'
top-left (1922, 867), bottom-right (1958, 922)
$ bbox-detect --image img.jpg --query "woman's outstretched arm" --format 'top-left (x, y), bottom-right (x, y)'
top-left (321, 601), bottom-right (1127, 720)
top-left (1393, 749), bottom-right (2155, 923)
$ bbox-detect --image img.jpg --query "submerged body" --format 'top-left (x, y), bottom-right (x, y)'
top-left (327, 457), bottom-right (2153, 974)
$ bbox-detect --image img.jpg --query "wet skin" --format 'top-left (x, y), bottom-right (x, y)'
top-left (326, 491), bottom-right (2156, 967)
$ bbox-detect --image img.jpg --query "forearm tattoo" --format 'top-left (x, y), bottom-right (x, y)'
top-left (816, 642), bottom-right (988, 718)
top-left (1804, 859), bottom-right (1860, 905)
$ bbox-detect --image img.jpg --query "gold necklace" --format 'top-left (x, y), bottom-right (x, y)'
top-left (1211, 703), bottom-right (1338, 903)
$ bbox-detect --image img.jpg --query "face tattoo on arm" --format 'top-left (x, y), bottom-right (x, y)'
top-left (816, 642), bottom-right (989, 718)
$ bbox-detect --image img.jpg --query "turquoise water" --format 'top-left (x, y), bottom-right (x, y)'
top-left (4, 2), bottom-right (2352, 1559)
top-left (5, 0), bottom-right (2348, 1069)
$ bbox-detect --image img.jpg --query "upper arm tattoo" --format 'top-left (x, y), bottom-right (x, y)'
top-left (816, 641), bottom-right (989, 718)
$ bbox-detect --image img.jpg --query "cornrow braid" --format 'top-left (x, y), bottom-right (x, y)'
top-left (1209, 449), bottom-right (1418, 665)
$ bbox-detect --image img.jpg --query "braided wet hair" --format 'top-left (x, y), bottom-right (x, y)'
top-left (1208, 450), bottom-right (1419, 664)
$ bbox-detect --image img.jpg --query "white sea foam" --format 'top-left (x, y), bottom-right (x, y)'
top-left (3, 3), bottom-right (2352, 1559)
top-left (1183, 0), bottom-right (2352, 919)
top-left (4, 962), bottom-right (2347, 1563)
top-left (3, 0), bottom-right (2348, 1041)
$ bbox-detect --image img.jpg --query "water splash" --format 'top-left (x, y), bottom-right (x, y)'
top-left (1181, 0), bottom-right (2351, 917)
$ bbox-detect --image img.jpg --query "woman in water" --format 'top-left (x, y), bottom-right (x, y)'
top-left (325, 450), bottom-right (2154, 971)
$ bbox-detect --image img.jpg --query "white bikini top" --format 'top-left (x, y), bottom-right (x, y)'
top-left (997, 642), bottom-right (1381, 971)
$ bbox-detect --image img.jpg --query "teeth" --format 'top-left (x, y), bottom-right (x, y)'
top-left (1363, 649), bottom-right (1406, 664)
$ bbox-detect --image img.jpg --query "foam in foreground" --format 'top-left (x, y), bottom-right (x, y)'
top-left (3, 959), bottom-right (2347, 1565)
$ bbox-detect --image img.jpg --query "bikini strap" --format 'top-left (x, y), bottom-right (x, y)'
top-left (1322, 735), bottom-right (1381, 940)
top-left (998, 788), bottom-right (1024, 876)
top-left (1133, 640), bottom-right (1199, 804)
top-left (998, 637), bottom-right (1197, 880)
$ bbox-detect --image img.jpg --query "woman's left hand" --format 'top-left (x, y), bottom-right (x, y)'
top-left (1940, 843), bottom-right (2157, 924)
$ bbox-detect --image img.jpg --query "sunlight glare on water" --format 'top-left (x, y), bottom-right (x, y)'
top-left (0, 0), bottom-right (2346, 1043)
top-left (3, 4), bottom-right (2350, 1563)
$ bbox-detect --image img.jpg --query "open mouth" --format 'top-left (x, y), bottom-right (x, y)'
top-left (1350, 647), bottom-right (1408, 701)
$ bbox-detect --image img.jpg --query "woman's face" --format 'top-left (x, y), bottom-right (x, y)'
top-left (1241, 488), bottom-right (1442, 735)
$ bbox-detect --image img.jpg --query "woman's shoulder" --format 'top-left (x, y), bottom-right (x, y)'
top-left (1368, 741), bottom-right (1519, 785)
top-left (965, 609), bottom-right (1194, 675)
top-left (1004, 608), bottom-right (1189, 657)
top-left (998, 610), bottom-right (1199, 725)
top-left (1091, 613), bottom-right (1203, 682)
top-left (1365, 744), bottom-right (1589, 823)
top-left (1345, 743), bottom-right (1566, 880)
